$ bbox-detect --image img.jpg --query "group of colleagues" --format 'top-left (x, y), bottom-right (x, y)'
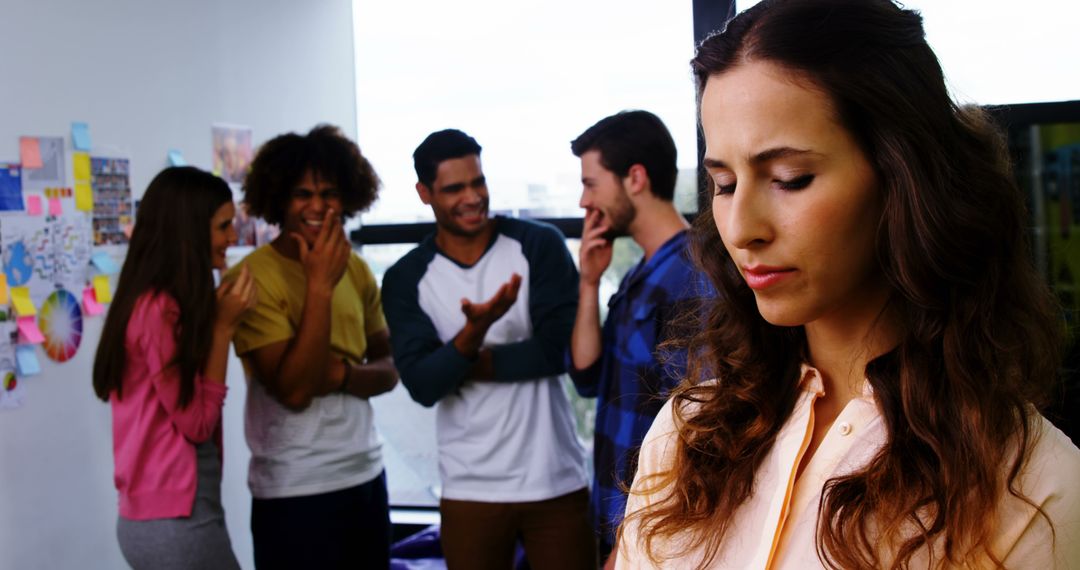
top-left (91, 0), bottom-right (1079, 569)
top-left (94, 102), bottom-right (697, 569)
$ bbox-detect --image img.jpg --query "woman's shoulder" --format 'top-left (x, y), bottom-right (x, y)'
top-left (135, 289), bottom-right (177, 311)
top-left (638, 381), bottom-right (719, 468)
top-left (990, 414), bottom-right (1080, 566)
top-left (129, 291), bottom-right (179, 333)
top-left (1024, 415), bottom-right (1080, 495)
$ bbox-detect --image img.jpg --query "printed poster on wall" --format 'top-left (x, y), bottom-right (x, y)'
top-left (0, 164), bottom-right (24, 211)
top-left (233, 202), bottom-right (280, 247)
top-left (21, 136), bottom-right (65, 192)
top-left (212, 124), bottom-right (253, 185)
top-left (90, 157), bottom-right (132, 245)
top-left (52, 214), bottom-right (93, 294)
top-left (2, 214), bottom-right (55, 307)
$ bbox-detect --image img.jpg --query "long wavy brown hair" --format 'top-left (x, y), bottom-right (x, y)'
top-left (623, 0), bottom-right (1062, 568)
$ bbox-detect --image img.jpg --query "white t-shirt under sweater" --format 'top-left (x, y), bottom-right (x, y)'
top-left (383, 217), bottom-right (588, 502)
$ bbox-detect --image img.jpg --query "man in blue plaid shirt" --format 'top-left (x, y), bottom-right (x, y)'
top-left (567, 110), bottom-right (714, 568)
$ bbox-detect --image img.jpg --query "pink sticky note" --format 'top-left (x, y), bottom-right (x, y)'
top-left (17, 316), bottom-right (44, 344)
top-left (26, 195), bottom-right (42, 216)
top-left (20, 137), bottom-right (43, 169)
top-left (83, 287), bottom-right (104, 316)
top-left (48, 196), bottom-right (62, 216)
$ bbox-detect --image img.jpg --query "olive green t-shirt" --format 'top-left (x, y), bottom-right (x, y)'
top-left (225, 244), bottom-right (388, 498)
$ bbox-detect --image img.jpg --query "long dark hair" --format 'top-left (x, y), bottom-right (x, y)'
top-left (626, 0), bottom-right (1062, 567)
top-left (93, 166), bottom-right (233, 408)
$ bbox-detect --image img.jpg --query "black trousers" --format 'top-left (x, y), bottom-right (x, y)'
top-left (251, 471), bottom-right (391, 569)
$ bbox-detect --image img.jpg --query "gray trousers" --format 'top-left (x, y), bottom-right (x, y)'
top-left (116, 441), bottom-right (240, 570)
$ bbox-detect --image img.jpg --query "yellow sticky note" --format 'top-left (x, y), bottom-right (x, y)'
top-left (75, 181), bottom-right (93, 212)
top-left (11, 286), bottom-right (35, 316)
top-left (93, 275), bottom-right (113, 303)
top-left (73, 152), bottom-right (92, 182)
top-left (0, 274), bottom-right (8, 305)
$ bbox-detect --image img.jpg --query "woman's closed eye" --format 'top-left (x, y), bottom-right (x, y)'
top-left (713, 173), bottom-right (737, 196)
top-left (775, 174), bottom-right (814, 191)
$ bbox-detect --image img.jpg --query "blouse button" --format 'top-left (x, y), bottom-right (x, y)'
top-left (838, 422), bottom-right (853, 436)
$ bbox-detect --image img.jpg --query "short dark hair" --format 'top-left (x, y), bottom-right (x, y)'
top-left (243, 124), bottom-right (380, 225)
top-left (413, 129), bottom-right (482, 188)
top-left (571, 110), bottom-right (678, 201)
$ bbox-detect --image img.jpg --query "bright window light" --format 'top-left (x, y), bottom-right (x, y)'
top-left (353, 0), bottom-right (698, 225)
top-left (735, 0), bottom-right (1080, 106)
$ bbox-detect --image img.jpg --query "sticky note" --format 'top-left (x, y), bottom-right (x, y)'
top-left (83, 287), bottom-right (104, 316)
top-left (168, 149), bottom-right (187, 167)
top-left (91, 252), bottom-right (120, 274)
top-left (16, 346), bottom-right (40, 376)
top-left (72, 122), bottom-right (92, 151)
top-left (17, 316), bottom-right (44, 344)
top-left (11, 287), bottom-right (36, 316)
top-left (48, 196), bottom-right (62, 216)
top-left (93, 275), bottom-right (113, 303)
top-left (75, 181), bottom-right (93, 212)
top-left (20, 137), bottom-right (43, 169)
top-left (73, 152), bottom-right (92, 181)
top-left (26, 195), bottom-right (42, 216)
top-left (0, 274), bottom-right (8, 305)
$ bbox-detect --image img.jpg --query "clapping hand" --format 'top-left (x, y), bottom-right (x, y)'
top-left (216, 264), bottom-right (257, 331)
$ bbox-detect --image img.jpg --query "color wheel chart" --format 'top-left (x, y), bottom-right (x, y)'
top-left (39, 289), bottom-right (83, 362)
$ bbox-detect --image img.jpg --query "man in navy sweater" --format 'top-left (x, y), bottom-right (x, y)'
top-left (382, 129), bottom-right (594, 570)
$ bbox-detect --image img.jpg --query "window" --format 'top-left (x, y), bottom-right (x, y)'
top-left (736, 0), bottom-right (1080, 106)
top-left (352, 0), bottom-right (700, 509)
top-left (352, 0), bottom-right (700, 225)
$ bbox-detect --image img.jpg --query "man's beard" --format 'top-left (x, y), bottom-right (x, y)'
top-left (600, 190), bottom-right (635, 241)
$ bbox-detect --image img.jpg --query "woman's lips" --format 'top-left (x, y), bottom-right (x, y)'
top-left (742, 265), bottom-right (796, 290)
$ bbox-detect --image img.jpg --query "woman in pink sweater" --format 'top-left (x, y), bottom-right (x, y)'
top-left (93, 166), bottom-right (256, 569)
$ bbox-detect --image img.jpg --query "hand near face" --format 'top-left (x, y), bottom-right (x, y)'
top-left (461, 273), bottom-right (522, 330)
top-left (290, 208), bottom-right (351, 294)
top-left (579, 208), bottom-right (614, 287)
top-left (216, 264), bottom-right (258, 331)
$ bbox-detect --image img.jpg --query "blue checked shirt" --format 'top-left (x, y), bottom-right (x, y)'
top-left (567, 230), bottom-right (714, 550)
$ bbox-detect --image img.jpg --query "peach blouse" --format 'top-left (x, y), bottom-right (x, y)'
top-left (618, 365), bottom-right (1080, 569)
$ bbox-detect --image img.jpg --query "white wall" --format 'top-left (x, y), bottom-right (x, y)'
top-left (0, 1), bottom-right (358, 568)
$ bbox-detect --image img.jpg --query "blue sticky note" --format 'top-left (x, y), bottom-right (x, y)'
top-left (16, 346), bottom-right (40, 377)
top-left (0, 164), bottom-right (24, 211)
top-left (72, 122), bottom-right (92, 151)
top-left (168, 149), bottom-right (187, 166)
top-left (91, 252), bottom-right (120, 275)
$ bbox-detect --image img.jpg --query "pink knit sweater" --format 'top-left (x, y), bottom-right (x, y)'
top-left (110, 292), bottom-right (227, 520)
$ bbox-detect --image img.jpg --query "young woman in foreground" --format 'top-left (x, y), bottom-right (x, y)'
top-left (618, 0), bottom-right (1080, 568)
top-left (93, 166), bottom-right (256, 569)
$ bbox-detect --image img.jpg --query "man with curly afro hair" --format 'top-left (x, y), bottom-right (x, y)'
top-left (226, 124), bottom-right (399, 568)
